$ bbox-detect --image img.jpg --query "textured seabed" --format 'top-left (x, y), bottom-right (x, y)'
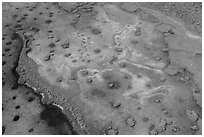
top-left (2, 2), bottom-right (202, 135)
